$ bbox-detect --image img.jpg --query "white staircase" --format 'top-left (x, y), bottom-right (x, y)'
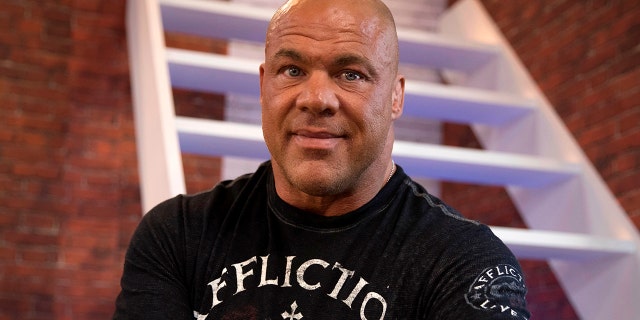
top-left (126, 0), bottom-right (640, 318)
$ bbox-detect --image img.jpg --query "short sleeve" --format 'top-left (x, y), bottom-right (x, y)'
top-left (425, 225), bottom-right (530, 320)
top-left (114, 197), bottom-right (194, 319)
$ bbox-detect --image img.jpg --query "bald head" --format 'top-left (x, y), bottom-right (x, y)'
top-left (266, 0), bottom-right (400, 73)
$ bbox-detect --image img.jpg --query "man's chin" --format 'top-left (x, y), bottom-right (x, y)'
top-left (287, 167), bottom-right (349, 197)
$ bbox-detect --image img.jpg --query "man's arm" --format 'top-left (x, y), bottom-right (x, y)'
top-left (425, 225), bottom-right (530, 320)
top-left (114, 198), bottom-right (194, 319)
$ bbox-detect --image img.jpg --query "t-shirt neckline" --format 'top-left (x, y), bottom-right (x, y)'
top-left (266, 163), bottom-right (404, 233)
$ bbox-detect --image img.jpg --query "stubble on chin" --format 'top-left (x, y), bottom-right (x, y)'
top-left (280, 156), bottom-right (364, 198)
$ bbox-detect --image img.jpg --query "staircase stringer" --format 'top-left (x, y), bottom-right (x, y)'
top-left (440, 1), bottom-right (640, 319)
top-left (127, 0), bottom-right (187, 212)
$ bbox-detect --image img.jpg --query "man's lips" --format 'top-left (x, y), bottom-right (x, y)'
top-left (291, 129), bottom-right (344, 149)
top-left (294, 129), bottom-right (340, 139)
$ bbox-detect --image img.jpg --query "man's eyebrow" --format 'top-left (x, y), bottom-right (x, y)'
top-left (273, 49), bottom-right (308, 64)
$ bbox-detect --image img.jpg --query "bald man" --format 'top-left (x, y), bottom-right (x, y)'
top-left (115, 0), bottom-right (530, 319)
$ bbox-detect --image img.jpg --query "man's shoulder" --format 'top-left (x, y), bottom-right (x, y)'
top-left (399, 177), bottom-right (480, 227)
top-left (143, 161), bottom-right (272, 224)
top-left (396, 177), bottom-right (511, 255)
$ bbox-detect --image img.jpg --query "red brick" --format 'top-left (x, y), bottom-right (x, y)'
top-left (619, 109), bottom-right (640, 135)
top-left (12, 116), bottom-right (65, 133)
top-left (617, 86), bottom-right (640, 111)
top-left (10, 47), bottom-right (68, 71)
top-left (632, 213), bottom-right (640, 230)
top-left (612, 152), bottom-right (639, 173)
top-left (0, 246), bottom-right (17, 260)
top-left (30, 294), bottom-right (56, 318)
top-left (0, 210), bottom-right (19, 226)
top-left (19, 17), bottom-right (44, 34)
top-left (577, 119), bottom-right (616, 147)
top-left (69, 300), bottom-right (117, 319)
top-left (165, 32), bottom-right (228, 55)
top-left (575, 102), bottom-right (625, 133)
top-left (42, 3), bottom-right (72, 21)
top-left (73, 187), bottom-right (120, 202)
top-left (2, 264), bottom-right (56, 282)
top-left (23, 214), bottom-right (59, 231)
top-left (611, 68), bottom-right (640, 95)
top-left (3, 231), bottom-right (58, 247)
top-left (12, 162), bottom-right (61, 180)
top-left (20, 247), bottom-right (58, 264)
top-left (609, 11), bottom-right (637, 39)
top-left (620, 190), bottom-right (640, 213)
top-left (63, 218), bottom-right (118, 236)
top-left (69, 0), bottom-right (102, 11)
top-left (75, 201), bottom-right (123, 219)
top-left (0, 276), bottom-right (55, 297)
top-left (58, 240), bottom-right (118, 269)
top-left (65, 154), bottom-right (122, 171)
top-left (611, 129), bottom-right (640, 151)
top-left (0, 64), bottom-right (50, 84)
top-left (75, 14), bottom-right (124, 32)
top-left (608, 171), bottom-right (640, 195)
top-left (59, 233), bottom-right (101, 250)
top-left (0, 296), bottom-right (31, 318)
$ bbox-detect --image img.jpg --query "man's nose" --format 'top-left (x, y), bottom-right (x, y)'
top-left (296, 72), bottom-right (339, 116)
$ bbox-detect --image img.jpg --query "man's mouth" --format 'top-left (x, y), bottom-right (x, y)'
top-left (292, 129), bottom-right (344, 150)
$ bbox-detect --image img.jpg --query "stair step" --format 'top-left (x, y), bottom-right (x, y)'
top-left (392, 140), bottom-right (579, 187)
top-left (160, 0), bottom-right (272, 43)
top-left (403, 80), bottom-right (534, 125)
top-left (175, 116), bottom-right (579, 187)
top-left (167, 49), bottom-right (259, 95)
top-left (159, 0), bottom-right (498, 72)
top-left (167, 48), bottom-right (534, 125)
top-left (177, 117), bottom-right (269, 159)
top-left (491, 227), bottom-right (637, 260)
top-left (397, 28), bottom-right (498, 72)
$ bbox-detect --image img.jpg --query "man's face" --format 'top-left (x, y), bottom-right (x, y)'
top-left (260, 1), bottom-right (404, 198)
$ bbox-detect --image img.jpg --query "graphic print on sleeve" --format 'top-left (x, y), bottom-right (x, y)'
top-left (465, 264), bottom-right (528, 320)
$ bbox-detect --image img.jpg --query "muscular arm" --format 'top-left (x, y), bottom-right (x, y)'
top-left (114, 198), bottom-right (194, 319)
top-left (420, 224), bottom-right (530, 320)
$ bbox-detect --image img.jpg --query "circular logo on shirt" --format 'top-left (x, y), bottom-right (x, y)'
top-left (465, 264), bottom-right (527, 319)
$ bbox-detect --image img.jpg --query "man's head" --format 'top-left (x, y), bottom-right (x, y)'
top-left (259, 0), bottom-right (405, 215)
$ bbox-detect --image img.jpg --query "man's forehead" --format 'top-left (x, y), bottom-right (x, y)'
top-left (267, 24), bottom-right (378, 50)
top-left (267, 0), bottom-right (392, 39)
top-left (271, 47), bottom-right (376, 69)
top-left (265, 33), bottom-right (386, 63)
top-left (271, 11), bottom-right (381, 38)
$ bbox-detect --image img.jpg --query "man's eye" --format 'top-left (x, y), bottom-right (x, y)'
top-left (284, 66), bottom-right (302, 77)
top-left (342, 71), bottom-right (364, 81)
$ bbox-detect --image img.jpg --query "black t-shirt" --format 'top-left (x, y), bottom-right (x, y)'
top-left (114, 161), bottom-right (529, 319)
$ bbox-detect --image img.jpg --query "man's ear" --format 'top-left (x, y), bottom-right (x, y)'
top-left (259, 63), bottom-right (266, 106)
top-left (391, 75), bottom-right (405, 120)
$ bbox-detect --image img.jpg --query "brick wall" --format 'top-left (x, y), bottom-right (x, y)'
top-left (0, 1), bottom-right (229, 318)
top-left (0, 0), bottom-right (234, 316)
top-left (444, 0), bottom-right (639, 319)
top-left (0, 1), bottom-right (134, 318)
